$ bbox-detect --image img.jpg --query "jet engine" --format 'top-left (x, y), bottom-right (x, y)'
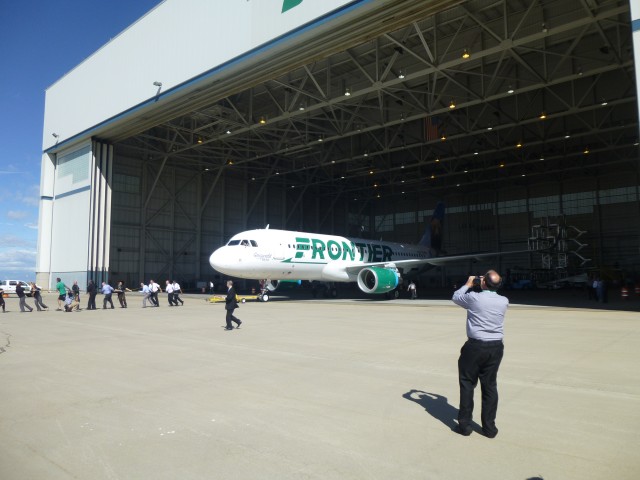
top-left (356, 267), bottom-right (400, 294)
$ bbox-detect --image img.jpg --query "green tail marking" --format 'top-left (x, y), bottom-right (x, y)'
top-left (282, 0), bottom-right (303, 13)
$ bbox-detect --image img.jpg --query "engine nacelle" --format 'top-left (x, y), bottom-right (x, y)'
top-left (265, 279), bottom-right (302, 291)
top-left (356, 267), bottom-right (400, 294)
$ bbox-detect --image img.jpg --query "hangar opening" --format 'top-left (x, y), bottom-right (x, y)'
top-left (39, 0), bottom-right (640, 292)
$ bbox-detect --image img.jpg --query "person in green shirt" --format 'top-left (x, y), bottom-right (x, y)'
top-left (55, 277), bottom-right (68, 311)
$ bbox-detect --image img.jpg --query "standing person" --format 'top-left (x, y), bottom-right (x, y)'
top-left (172, 280), bottom-right (184, 306)
top-left (116, 281), bottom-right (129, 308)
top-left (165, 280), bottom-right (176, 306)
top-left (30, 283), bottom-right (48, 311)
top-left (72, 280), bottom-right (80, 303)
top-left (224, 280), bottom-right (242, 330)
top-left (86, 280), bottom-right (97, 310)
top-left (407, 281), bottom-right (417, 299)
top-left (451, 270), bottom-right (508, 439)
top-left (55, 277), bottom-right (68, 311)
top-left (149, 279), bottom-right (160, 307)
top-left (593, 277), bottom-right (601, 302)
top-left (140, 282), bottom-right (152, 307)
top-left (209, 280), bottom-right (214, 294)
top-left (101, 282), bottom-right (115, 309)
top-left (16, 282), bottom-right (33, 312)
top-left (0, 286), bottom-right (6, 313)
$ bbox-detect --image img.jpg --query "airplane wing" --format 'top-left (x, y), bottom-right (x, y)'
top-left (345, 248), bottom-right (534, 274)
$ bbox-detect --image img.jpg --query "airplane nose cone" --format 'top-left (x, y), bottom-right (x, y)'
top-left (209, 248), bottom-right (226, 271)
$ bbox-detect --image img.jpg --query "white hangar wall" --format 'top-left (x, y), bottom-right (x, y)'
top-left (42, 0), bottom-right (359, 150)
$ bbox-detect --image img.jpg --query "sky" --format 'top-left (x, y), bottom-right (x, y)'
top-left (0, 0), bottom-right (161, 281)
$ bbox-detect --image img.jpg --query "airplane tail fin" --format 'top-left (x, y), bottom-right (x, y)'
top-left (418, 201), bottom-right (445, 254)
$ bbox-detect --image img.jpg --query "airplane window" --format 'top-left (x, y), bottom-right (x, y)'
top-left (250, 240), bottom-right (258, 247)
top-left (241, 240), bottom-right (250, 246)
top-left (227, 240), bottom-right (241, 246)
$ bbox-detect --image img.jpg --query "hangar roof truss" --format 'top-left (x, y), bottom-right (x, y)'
top-left (117, 0), bottom-right (637, 204)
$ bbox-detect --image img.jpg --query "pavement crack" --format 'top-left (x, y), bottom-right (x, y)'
top-left (0, 331), bottom-right (11, 355)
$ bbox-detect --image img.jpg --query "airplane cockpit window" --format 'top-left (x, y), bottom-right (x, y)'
top-left (227, 240), bottom-right (241, 246)
top-left (250, 240), bottom-right (258, 247)
top-left (240, 239), bottom-right (250, 246)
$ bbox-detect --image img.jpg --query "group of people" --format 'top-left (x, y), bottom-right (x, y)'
top-left (0, 282), bottom-right (49, 313)
top-left (2, 277), bottom-right (186, 313)
top-left (139, 279), bottom-right (184, 308)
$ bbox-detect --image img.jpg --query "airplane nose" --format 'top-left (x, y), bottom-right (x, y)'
top-left (209, 248), bottom-right (226, 270)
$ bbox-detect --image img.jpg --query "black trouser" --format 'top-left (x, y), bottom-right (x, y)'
top-left (103, 293), bottom-right (114, 309)
top-left (457, 338), bottom-right (504, 436)
top-left (225, 307), bottom-right (240, 328)
top-left (118, 292), bottom-right (127, 308)
top-left (168, 292), bottom-right (177, 306)
top-left (173, 292), bottom-right (183, 305)
top-left (88, 292), bottom-right (97, 310)
top-left (34, 292), bottom-right (48, 310)
top-left (151, 291), bottom-right (159, 306)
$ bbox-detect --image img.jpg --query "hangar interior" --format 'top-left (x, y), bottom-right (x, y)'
top-left (46, 0), bottom-right (640, 290)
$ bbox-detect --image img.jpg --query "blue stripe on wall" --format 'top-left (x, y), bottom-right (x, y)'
top-left (54, 185), bottom-right (91, 200)
top-left (633, 19), bottom-right (640, 32)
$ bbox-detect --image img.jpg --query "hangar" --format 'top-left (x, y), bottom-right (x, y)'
top-left (37, 0), bottom-right (640, 291)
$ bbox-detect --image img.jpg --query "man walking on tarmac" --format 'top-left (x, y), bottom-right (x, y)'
top-left (224, 280), bottom-right (242, 330)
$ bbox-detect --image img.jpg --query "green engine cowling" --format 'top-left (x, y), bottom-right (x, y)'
top-left (356, 267), bottom-right (400, 294)
top-left (266, 279), bottom-right (302, 291)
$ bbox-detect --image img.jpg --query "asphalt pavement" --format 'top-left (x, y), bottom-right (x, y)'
top-left (1, 291), bottom-right (639, 479)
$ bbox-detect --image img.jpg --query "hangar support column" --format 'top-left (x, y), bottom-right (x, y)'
top-left (35, 141), bottom-right (113, 290)
top-left (88, 141), bottom-right (114, 286)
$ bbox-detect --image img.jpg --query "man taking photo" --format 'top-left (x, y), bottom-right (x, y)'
top-left (451, 270), bottom-right (508, 439)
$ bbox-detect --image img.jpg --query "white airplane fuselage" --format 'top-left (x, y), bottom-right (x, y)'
top-left (209, 228), bottom-right (431, 285)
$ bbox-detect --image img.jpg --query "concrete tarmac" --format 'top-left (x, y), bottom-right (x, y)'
top-left (1, 292), bottom-right (639, 480)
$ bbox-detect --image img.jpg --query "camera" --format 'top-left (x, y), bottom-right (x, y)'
top-left (471, 276), bottom-right (483, 292)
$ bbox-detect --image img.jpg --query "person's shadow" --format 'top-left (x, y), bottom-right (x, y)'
top-left (403, 389), bottom-right (482, 434)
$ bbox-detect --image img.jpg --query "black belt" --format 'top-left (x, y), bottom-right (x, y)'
top-left (467, 337), bottom-right (503, 345)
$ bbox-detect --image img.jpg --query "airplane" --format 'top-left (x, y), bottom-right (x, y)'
top-left (208, 202), bottom-right (530, 301)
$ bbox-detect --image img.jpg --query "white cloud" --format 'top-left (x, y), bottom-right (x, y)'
top-left (18, 184), bottom-right (41, 207)
top-left (0, 248), bottom-right (36, 280)
top-left (7, 210), bottom-right (28, 220)
top-left (0, 234), bottom-right (33, 245)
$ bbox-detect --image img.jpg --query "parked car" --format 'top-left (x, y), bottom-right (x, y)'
top-left (0, 280), bottom-right (32, 297)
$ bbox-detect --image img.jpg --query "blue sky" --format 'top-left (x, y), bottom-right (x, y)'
top-left (0, 0), bottom-right (160, 281)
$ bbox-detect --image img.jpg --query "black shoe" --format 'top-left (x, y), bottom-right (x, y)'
top-left (482, 428), bottom-right (498, 439)
top-left (224, 327), bottom-right (233, 330)
top-left (454, 424), bottom-right (472, 436)
top-left (236, 320), bottom-right (242, 328)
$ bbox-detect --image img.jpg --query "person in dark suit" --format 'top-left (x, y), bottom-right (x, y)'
top-left (224, 280), bottom-right (242, 330)
top-left (86, 280), bottom-right (97, 310)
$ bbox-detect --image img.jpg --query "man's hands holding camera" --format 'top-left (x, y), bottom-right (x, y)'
top-left (465, 275), bottom-right (483, 289)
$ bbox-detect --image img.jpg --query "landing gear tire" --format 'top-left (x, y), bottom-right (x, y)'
top-left (260, 293), bottom-right (270, 302)
top-left (385, 290), bottom-right (400, 300)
